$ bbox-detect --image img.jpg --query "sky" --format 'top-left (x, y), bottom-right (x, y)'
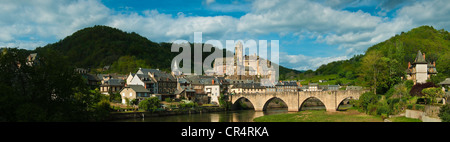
top-left (1, 0), bottom-right (449, 71)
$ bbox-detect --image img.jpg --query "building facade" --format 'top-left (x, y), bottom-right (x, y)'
top-left (406, 50), bottom-right (438, 84)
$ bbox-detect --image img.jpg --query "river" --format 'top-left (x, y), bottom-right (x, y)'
top-left (118, 109), bottom-right (293, 122)
top-left (117, 106), bottom-right (332, 122)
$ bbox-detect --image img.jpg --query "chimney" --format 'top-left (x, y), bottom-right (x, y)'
top-left (408, 62), bottom-right (411, 68)
top-left (212, 79), bottom-right (215, 84)
top-left (433, 61), bottom-right (436, 66)
top-left (423, 53), bottom-right (425, 60)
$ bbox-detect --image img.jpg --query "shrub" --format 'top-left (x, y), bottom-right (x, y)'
top-left (357, 92), bottom-right (379, 112)
top-left (109, 93), bottom-right (122, 103)
top-left (138, 97), bottom-right (161, 112)
top-left (410, 82), bottom-right (437, 97)
top-left (421, 87), bottom-right (444, 104)
top-left (376, 103), bottom-right (390, 116)
top-left (94, 99), bottom-right (111, 121)
top-left (415, 104), bottom-right (425, 111)
top-left (404, 80), bottom-right (414, 90)
top-left (438, 104), bottom-right (450, 122)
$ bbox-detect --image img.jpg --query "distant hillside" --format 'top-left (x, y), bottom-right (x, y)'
top-left (36, 25), bottom-right (301, 75)
top-left (315, 25), bottom-right (450, 77)
top-left (301, 25), bottom-right (450, 94)
top-left (37, 25), bottom-right (176, 72)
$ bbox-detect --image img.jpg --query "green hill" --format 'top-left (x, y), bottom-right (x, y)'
top-left (36, 25), bottom-right (301, 75)
top-left (300, 25), bottom-right (450, 94)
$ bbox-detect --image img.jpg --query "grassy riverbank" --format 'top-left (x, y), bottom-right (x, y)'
top-left (253, 109), bottom-right (384, 122)
top-left (388, 116), bottom-right (422, 122)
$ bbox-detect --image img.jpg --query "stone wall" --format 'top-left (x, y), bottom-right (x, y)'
top-left (405, 105), bottom-right (442, 122)
top-left (405, 109), bottom-right (424, 119)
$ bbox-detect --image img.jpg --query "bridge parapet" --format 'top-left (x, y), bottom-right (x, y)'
top-left (230, 90), bottom-right (366, 112)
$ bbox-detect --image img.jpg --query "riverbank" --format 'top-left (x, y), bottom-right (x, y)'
top-left (108, 107), bottom-right (226, 121)
top-left (253, 109), bottom-right (384, 122)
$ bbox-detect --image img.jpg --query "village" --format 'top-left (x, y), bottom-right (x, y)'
top-left (69, 42), bottom-right (365, 109)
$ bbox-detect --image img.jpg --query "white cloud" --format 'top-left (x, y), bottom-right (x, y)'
top-left (0, 0), bottom-right (110, 48)
top-left (205, 0), bottom-right (216, 5)
top-left (279, 52), bottom-right (348, 70)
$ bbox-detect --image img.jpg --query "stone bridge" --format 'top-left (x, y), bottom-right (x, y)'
top-left (230, 90), bottom-right (366, 112)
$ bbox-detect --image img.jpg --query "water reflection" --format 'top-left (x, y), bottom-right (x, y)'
top-left (118, 109), bottom-right (291, 122)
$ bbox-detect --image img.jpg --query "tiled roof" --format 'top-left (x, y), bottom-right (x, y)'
top-left (439, 78), bottom-right (450, 85)
top-left (127, 85), bottom-right (150, 93)
top-left (102, 79), bottom-right (125, 86)
top-left (413, 50), bottom-right (427, 64)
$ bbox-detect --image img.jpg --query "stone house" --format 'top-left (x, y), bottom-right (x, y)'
top-left (100, 78), bottom-right (125, 95)
top-left (120, 85), bottom-right (156, 104)
top-left (231, 83), bottom-right (266, 94)
top-left (127, 68), bottom-right (178, 100)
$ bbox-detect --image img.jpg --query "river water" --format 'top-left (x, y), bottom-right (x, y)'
top-left (118, 105), bottom-right (333, 122)
top-left (119, 109), bottom-right (294, 122)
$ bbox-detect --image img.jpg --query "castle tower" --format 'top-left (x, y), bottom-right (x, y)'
top-left (234, 41), bottom-right (243, 65)
top-left (413, 50), bottom-right (428, 84)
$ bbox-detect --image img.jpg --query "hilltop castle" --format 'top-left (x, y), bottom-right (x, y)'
top-left (212, 41), bottom-right (276, 82)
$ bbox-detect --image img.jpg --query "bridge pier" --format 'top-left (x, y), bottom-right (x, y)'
top-left (255, 108), bottom-right (264, 112)
top-left (231, 90), bottom-right (364, 113)
top-left (288, 107), bottom-right (298, 112)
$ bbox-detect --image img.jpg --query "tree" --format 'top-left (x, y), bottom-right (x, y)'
top-left (0, 48), bottom-right (106, 121)
top-left (355, 92), bottom-right (379, 113)
top-left (109, 93), bottom-right (122, 103)
top-left (437, 52), bottom-right (450, 77)
top-left (219, 93), bottom-right (231, 110)
top-left (138, 97), bottom-right (161, 112)
top-left (422, 87), bottom-right (444, 104)
top-left (439, 104), bottom-right (450, 122)
top-left (361, 51), bottom-right (384, 94)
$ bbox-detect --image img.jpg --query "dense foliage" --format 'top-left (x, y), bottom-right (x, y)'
top-left (138, 97), bottom-right (161, 112)
top-left (0, 48), bottom-right (109, 121)
top-left (439, 104), bottom-right (450, 122)
top-left (409, 82), bottom-right (437, 97)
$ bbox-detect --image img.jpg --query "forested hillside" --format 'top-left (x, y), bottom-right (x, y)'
top-left (298, 25), bottom-right (450, 94)
top-left (36, 25), bottom-right (300, 75)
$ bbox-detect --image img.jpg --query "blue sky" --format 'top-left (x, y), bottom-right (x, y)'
top-left (1, 0), bottom-right (449, 71)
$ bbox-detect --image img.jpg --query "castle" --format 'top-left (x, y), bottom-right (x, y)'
top-left (212, 41), bottom-right (276, 82)
top-left (406, 50), bottom-right (438, 84)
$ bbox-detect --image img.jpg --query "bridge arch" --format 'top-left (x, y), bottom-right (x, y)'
top-left (261, 97), bottom-right (288, 111)
top-left (299, 96), bottom-right (327, 111)
top-left (232, 97), bottom-right (255, 110)
top-left (336, 96), bottom-right (355, 110)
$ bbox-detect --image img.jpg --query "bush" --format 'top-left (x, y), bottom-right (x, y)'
top-left (410, 82), bottom-right (437, 97)
top-left (421, 87), bottom-right (444, 104)
top-left (407, 104), bottom-right (425, 111)
top-left (165, 98), bottom-right (172, 102)
top-left (404, 80), bottom-right (414, 90)
top-left (109, 93), bottom-right (122, 103)
top-left (179, 102), bottom-right (197, 109)
top-left (376, 103), bottom-right (390, 116)
top-left (438, 104), bottom-right (450, 122)
top-left (138, 97), bottom-right (161, 112)
top-left (94, 99), bottom-right (111, 121)
top-left (357, 92), bottom-right (379, 112)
